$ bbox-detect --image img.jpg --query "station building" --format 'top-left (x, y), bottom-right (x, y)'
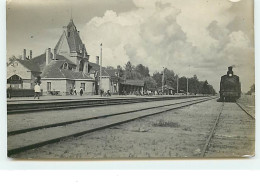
top-left (7, 19), bottom-right (107, 95)
top-left (7, 19), bottom-right (144, 96)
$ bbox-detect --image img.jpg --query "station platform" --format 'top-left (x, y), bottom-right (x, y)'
top-left (7, 94), bottom-right (208, 114)
top-left (7, 94), bottom-right (191, 104)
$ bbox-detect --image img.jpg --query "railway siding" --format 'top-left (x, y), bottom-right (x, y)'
top-left (8, 97), bottom-right (212, 156)
top-left (10, 98), bottom-right (221, 158)
top-left (7, 97), bottom-right (206, 133)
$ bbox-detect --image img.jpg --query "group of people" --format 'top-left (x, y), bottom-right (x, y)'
top-left (100, 89), bottom-right (111, 97)
top-left (70, 87), bottom-right (84, 96)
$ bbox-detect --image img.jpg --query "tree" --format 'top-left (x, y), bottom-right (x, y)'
top-left (187, 75), bottom-right (200, 94)
top-left (125, 61), bottom-right (135, 79)
top-left (144, 77), bottom-right (157, 91)
top-left (178, 76), bottom-right (188, 93)
top-left (8, 55), bottom-right (22, 65)
top-left (164, 68), bottom-right (176, 89)
top-left (135, 64), bottom-right (150, 77)
top-left (152, 71), bottom-right (163, 88)
top-left (116, 65), bottom-right (124, 78)
top-left (246, 84), bottom-right (255, 95)
top-left (202, 80), bottom-right (209, 95)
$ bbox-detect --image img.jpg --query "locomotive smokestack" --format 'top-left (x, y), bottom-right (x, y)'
top-left (227, 66), bottom-right (233, 76)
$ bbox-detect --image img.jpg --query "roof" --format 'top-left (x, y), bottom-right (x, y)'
top-left (29, 52), bottom-right (76, 72)
top-left (41, 60), bottom-right (93, 80)
top-left (9, 59), bottom-right (41, 72)
top-left (88, 62), bottom-right (110, 76)
top-left (121, 80), bottom-right (144, 87)
top-left (105, 69), bottom-right (118, 77)
top-left (163, 85), bottom-right (175, 90)
top-left (55, 19), bottom-right (86, 54)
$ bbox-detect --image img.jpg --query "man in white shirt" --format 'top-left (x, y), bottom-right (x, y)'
top-left (34, 83), bottom-right (41, 99)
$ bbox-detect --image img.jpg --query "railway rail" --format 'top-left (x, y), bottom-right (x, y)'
top-left (200, 101), bottom-right (255, 157)
top-left (8, 96), bottom-right (215, 156)
top-left (7, 95), bottom-right (203, 114)
top-left (236, 102), bottom-right (255, 120)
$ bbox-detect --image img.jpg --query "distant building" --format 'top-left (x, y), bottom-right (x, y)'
top-left (7, 53), bottom-right (41, 89)
top-left (120, 80), bottom-right (144, 95)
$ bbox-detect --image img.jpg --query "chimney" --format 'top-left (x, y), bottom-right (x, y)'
top-left (96, 56), bottom-right (99, 65)
top-left (53, 48), bottom-right (57, 60)
top-left (22, 49), bottom-right (26, 60)
top-left (46, 48), bottom-right (51, 65)
top-left (29, 50), bottom-right (32, 59)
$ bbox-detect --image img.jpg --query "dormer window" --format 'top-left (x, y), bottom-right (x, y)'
top-left (63, 63), bottom-right (68, 69)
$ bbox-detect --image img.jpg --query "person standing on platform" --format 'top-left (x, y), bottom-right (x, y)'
top-left (80, 87), bottom-right (83, 96)
top-left (34, 83), bottom-right (41, 99)
top-left (7, 85), bottom-right (12, 99)
top-left (74, 87), bottom-right (77, 95)
top-left (70, 87), bottom-right (73, 95)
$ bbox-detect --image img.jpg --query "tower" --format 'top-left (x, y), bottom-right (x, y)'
top-left (54, 19), bottom-right (89, 73)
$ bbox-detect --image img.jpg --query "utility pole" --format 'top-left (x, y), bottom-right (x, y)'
top-left (177, 75), bottom-right (179, 94)
top-left (186, 77), bottom-right (188, 95)
top-left (187, 65), bottom-right (190, 95)
top-left (99, 43), bottom-right (102, 96)
top-left (162, 67), bottom-right (164, 95)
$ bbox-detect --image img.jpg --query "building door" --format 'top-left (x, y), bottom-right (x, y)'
top-left (81, 83), bottom-right (85, 91)
top-left (47, 82), bottom-right (51, 91)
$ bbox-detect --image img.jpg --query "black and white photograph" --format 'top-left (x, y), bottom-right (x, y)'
top-left (6, 0), bottom-right (255, 159)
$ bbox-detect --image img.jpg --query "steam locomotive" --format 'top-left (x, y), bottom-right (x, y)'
top-left (219, 66), bottom-right (241, 102)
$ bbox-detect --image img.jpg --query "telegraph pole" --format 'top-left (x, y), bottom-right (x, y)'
top-left (99, 43), bottom-right (102, 96)
top-left (177, 75), bottom-right (179, 94)
top-left (162, 67), bottom-right (164, 95)
top-left (186, 77), bottom-right (188, 95)
top-left (187, 65), bottom-right (190, 95)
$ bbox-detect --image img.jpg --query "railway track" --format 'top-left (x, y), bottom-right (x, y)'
top-left (8, 96), bottom-right (215, 156)
top-left (7, 95), bottom-right (203, 114)
top-left (236, 102), bottom-right (255, 120)
top-left (200, 101), bottom-right (255, 157)
top-left (200, 102), bottom-right (224, 157)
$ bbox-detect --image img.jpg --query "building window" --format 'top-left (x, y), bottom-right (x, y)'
top-left (63, 63), bottom-right (68, 69)
top-left (79, 60), bottom-right (84, 72)
top-left (47, 82), bottom-right (51, 91)
top-left (81, 83), bottom-right (85, 91)
top-left (68, 32), bottom-right (70, 37)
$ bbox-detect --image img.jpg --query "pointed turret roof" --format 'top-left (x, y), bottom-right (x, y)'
top-left (55, 19), bottom-right (87, 54)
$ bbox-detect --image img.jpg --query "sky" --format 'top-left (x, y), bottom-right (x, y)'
top-left (6, 0), bottom-right (254, 92)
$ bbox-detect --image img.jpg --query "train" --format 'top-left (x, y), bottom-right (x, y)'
top-left (219, 66), bottom-right (241, 102)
